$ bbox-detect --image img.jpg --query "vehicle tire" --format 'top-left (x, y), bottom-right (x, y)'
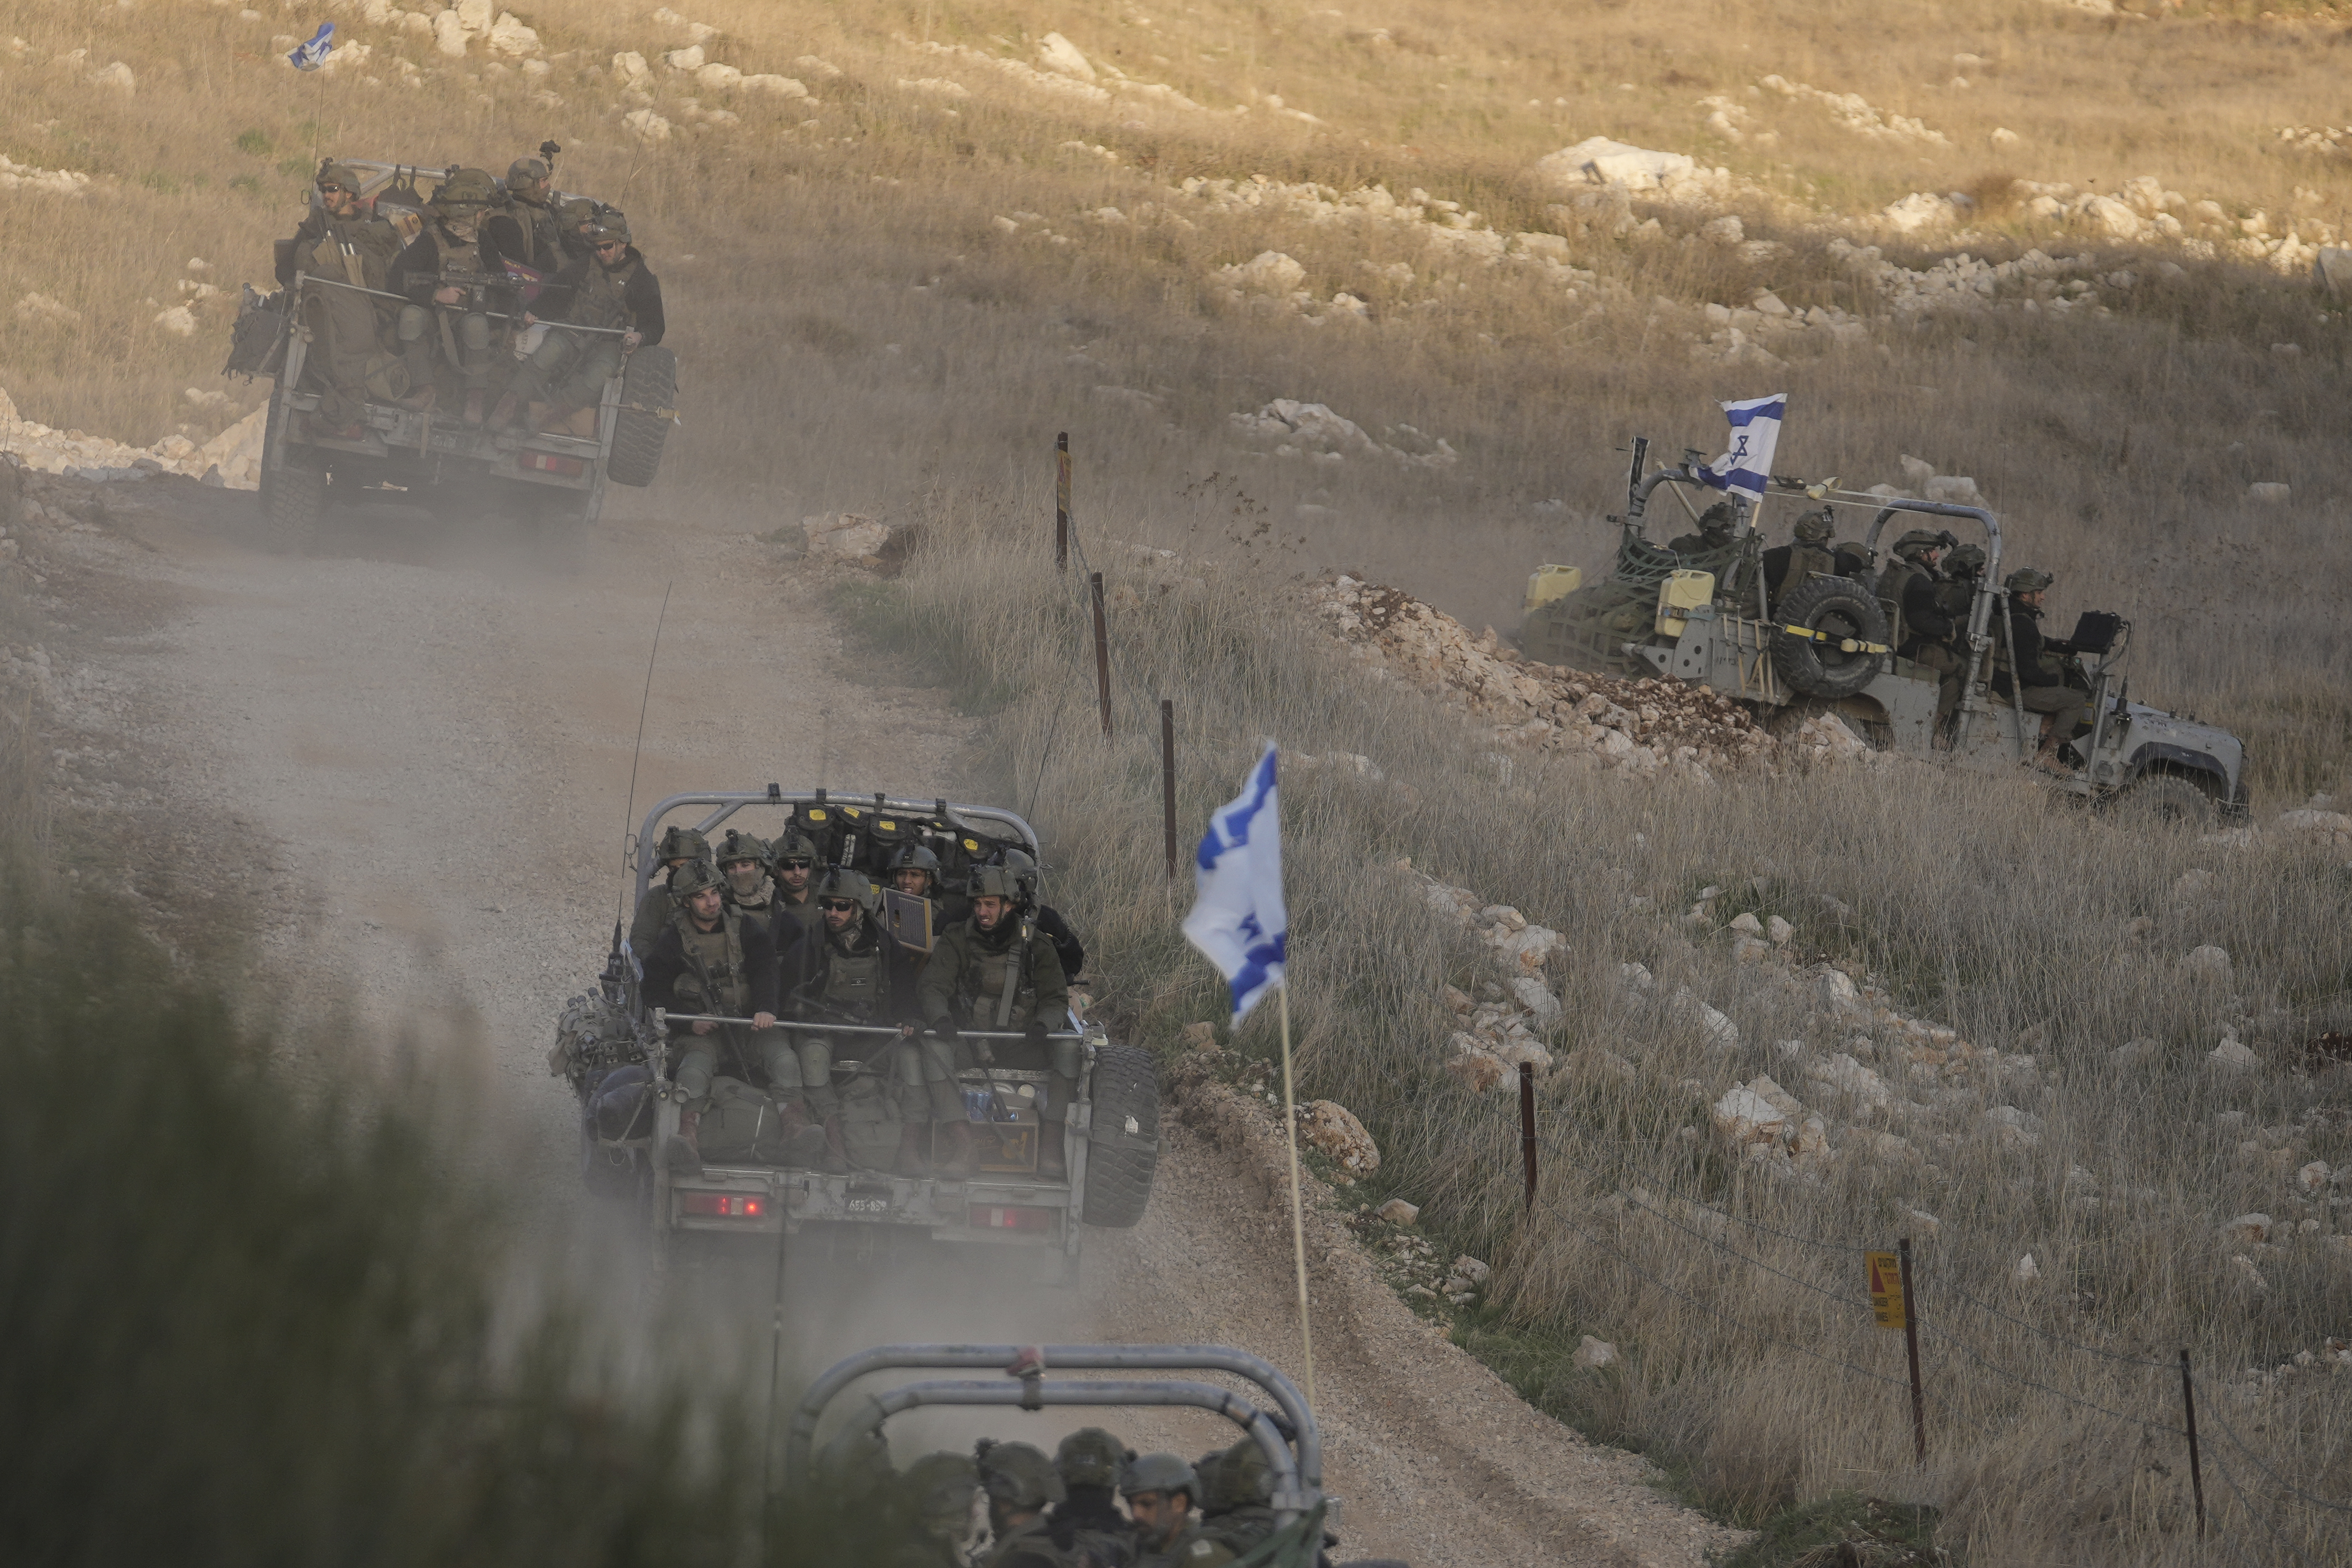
top-left (263, 460), bottom-right (328, 555)
top-left (2120, 772), bottom-right (2216, 827)
top-left (1770, 575), bottom-right (1889, 700)
top-left (606, 345), bottom-right (675, 488)
top-left (1081, 1043), bottom-right (1159, 1228)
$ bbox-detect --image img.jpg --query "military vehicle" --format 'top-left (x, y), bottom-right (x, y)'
top-left (787, 1343), bottom-right (1371, 1566)
top-left (222, 157), bottom-right (675, 551)
top-left (548, 789), bottom-right (1160, 1282)
top-left (1521, 438), bottom-right (2249, 820)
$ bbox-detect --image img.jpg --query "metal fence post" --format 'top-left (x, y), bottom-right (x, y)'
top-left (1161, 699), bottom-right (1178, 878)
top-left (1518, 1064), bottom-right (1538, 1212)
top-left (1898, 1236), bottom-right (1926, 1464)
top-left (1055, 432), bottom-right (1070, 571)
top-left (1090, 572), bottom-right (1112, 738)
top-left (2179, 1350), bottom-right (2207, 1537)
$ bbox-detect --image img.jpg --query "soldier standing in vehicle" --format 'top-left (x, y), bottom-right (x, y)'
top-left (1876, 529), bottom-right (1968, 722)
top-left (1666, 501), bottom-right (1738, 555)
top-left (1761, 509), bottom-right (1840, 612)
top-left (1122, 1455), bottom-right (1225, 1568)
top-left (917, 865), bottom-right (1076, 1178)
top-left (638, 858), bottom-right (779, 1175)
top-left (488, 211), bottom-right (664, 436)
top-left (629, 825), bottom-right (711, 950)
top-left (1992, 567), bottom-right (2088, 775)
top-left (279, 160), bottom-right (405, 428)
top-left (487, 155), bottom-right (565, 274)
top-left (717, 829), bottom-right (776, 923)
top-left (976, 1442), bottom-right (1072, 1568)
top-left (386, 168), bottom-right (517, 425)
top-left (776, 868), bottom-right (919, 1173)
top-left (1050, 1429), bottom-right (1136, 1568)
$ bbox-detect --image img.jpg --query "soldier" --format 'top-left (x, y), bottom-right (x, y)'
top-left (769, 829), bottom-right (823, 939)
top-left (486, 154), bottom-right (565, 274)
top-left (1122, 1454), bottom-right (1225, 1568)
top-left (1760, 509), bottom-right (1839, 611)
top-left (1051, 1429), bottom-right (1136, 1568)
top-left (977, 1442), bottom-right (1071, 1568)
top-left (638, 858), bottom-right (779, 1175)
top-left (993, 848), bottom-right (1086, 982)
top-left (386, 167), bottom-right (517, 425)
top-left (776, 868), bottom-right (920, 1172)
top-left (888, 842), bottom-right (971, 931)
top-left (1193, 1443), bottom-right (1277, 1560)
top-left (278, 160), bottom-right (405, 428)
top-left (555, 194), bottom-right (609, 261)
top-left (894, 1452), bottom-right (982, 1568)
top-left (1875, 529), bottom-right (1966, 724)
top-left (1666, 501), bottom-right (1737, 555)
top-left (1833, 536), bottom-right (1876, 581)
top-left (629, 825), bottom-right (711, 950)
top-left (488, 210), bottom-right (664, 436)
top-left (1992, 567), bottom-right (2087, 775)
top-left (717, 829), bottom-right (776, 920)
top-left (917, 865), bottom-right (1076, 1178)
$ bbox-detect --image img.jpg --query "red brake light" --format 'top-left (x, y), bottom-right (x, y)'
top-left (970, 1205), bottom-right (1056, 1231)
top-left (678, 1191), bottom-right (766, 1218)
top-left (519, 452), bottom-right (586, 475)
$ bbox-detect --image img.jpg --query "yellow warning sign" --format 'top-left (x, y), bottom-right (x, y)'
top-left (1866, 1251), bottom-right (1907, 1330)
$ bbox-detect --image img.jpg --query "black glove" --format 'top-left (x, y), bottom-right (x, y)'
top-left (1024, 1021), bottom-right (1053, 1049)
top-left (925, 1019), bottom-right (960, 1044)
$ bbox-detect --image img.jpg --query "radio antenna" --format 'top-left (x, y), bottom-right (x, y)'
top-left (617, 580), bottom-right (673, 924)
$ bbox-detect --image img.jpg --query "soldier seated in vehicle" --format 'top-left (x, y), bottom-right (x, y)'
top-left (1761, 509), bottom-right (1840, 612)
top-left (1051, 1429), bottom-right (1137, 1568)
top-left (1666, 501), bottom-right (1738, 555)
top-left (488, 210), bottom-right (664, 437)
top-left (717, 829), bottom-right (776, 922)
top-left (1191, 1443), bottom-right (1278, 1561)
top-left (894, 1452), bottom-right (982, 1568)
top-left (638, 858), bottom-right (779, 1175)
top-left (385, 167), bottom-right (522, 425)
top-left (485, 154), bottom-right (565, 276)
top-left (1877, 529), bottom-right (1968, 723)
top-left (769, 829), bottom-right (823, 940)
top-left (915, 864), bottom-right (1076, 1178)
top-left (1991, 567), bottom-right (2088, 775)
top-left (888, 843), bottom-right (971, 933)
top-left (976, 1442), bottom-right (1069, 1568)
top-left (776, 868), bottom-right (920, 1174)
top-left (629, 825), bottom-right (711, 950)
top-left (992, 848), bottom-right (1086, 982)
top-left (279, 160), bottom-right (405, 430)
top-left (1122, 1454), bottom-right (1222, 1568)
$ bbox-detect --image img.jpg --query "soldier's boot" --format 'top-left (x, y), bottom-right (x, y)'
top-left (485, 389), bottom-right (524, 431)
top-left (393, 384), bottom-right (437, 413)
top-left (890, 1121), bottom-right (929, 1177)
top-left (1037, 1121), bottom-right (1068, 1180)
top-left (462, 388), bottom-right (488, 426)
top-left (818, 1113), bottom-right (852, 1175)
top-left (933, 1119), bottom-right (974, 1179)
top-left (664, 1108), bottom-right (704, 1177)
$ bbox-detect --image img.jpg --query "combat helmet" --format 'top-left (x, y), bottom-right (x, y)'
top-left (559, 195), bottom-right (602, 230)
top-left (315, 159), bottom-right (367, 194)
top-left (969, 863), bottom-right (1026, 903)
top-left (902, 1451), bottom-right (980, 1531)
top-left (506, 155), bottom-right (550, 189)
top-left (1891, 528), bottom-right (1947, 561)
top-left (813, 867), bottom-right (877, 915)
top-left (1791, 509), bottom-right (1834, 544)
top-left (888, 842), bottom-right (942, 883)
top-left (1945, 543), bottom-right (1987, 578)
top-left (588, 210), bottom-right (633, 246)
top-left (656, 825), bottom-right (711, 864)
top-left (1121, 1451), bottom-right (1200, 1502)
top-left (717, 829), bottom-right (772, 871)
top-left (2005, 566), bottom-right (2054, 594)
top-left (811, 1425), bottom-right (897, 1507)
top-left (993, 847), bottom-right (1042, 906)
top-left (975, 1441), bottom-right (1065, 1510)
top-left (667, 857), bottom-right (724, 900)
top-left (1195, 1439), bottom-right (1274, 1514)
top-left (1695, 501), bottom-right (1737, 540)
top-left (1055, 1428), bottom-right (1130, 1492)
top-left (771, 829), bottom-right (820, 867)
top-left (428, 166), bottom-right (500, 216)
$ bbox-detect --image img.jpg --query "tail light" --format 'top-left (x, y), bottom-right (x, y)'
top-left (518, 452), bottom-right (585, 475)
top-left (678, 1191), bottom-right (767, 1218)
top-left (970, 1205), bottom-right (1056, 1232)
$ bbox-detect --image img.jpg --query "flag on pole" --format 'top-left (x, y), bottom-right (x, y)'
top-left (1182, 744), bottom-right (1287, 1025)
top-left (1698, 393), bottom-right (1786, 500)
top-left (288, 22), bottom-right (336, 71)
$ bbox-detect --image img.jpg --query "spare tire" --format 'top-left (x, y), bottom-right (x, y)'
top-left (1081, 1043), bottom-right (1159, 1228)
top-left (606, 345), bottom-right (675, 488)
top-left (1771, 574), bottom-right (1888, 700)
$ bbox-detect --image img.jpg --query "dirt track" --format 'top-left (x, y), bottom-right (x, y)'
top-left (27, 478), bottom-right (1736, 1567)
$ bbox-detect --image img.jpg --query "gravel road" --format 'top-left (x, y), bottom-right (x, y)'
top-left (32, 477), bottom-right (1736, 1567)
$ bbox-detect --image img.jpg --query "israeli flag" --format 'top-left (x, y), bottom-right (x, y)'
top-left (288, 22), bottom-right (335, 71)
top-left (1699, 393), bottom-right (1786, 500)
top-left (1183, 744), bottom-right (1287, 1025)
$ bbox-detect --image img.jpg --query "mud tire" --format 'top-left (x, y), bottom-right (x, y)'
top-left (1081, 1043), bottom-right (1159, 1228)
top-left (607, 346), bottom-right (675, 488)
top-left (1771, 575), bottom-right (1889, 700)
top-left (2118, 772), bottom-right (2217, 827)
top-left (263, 460), bottom-right (327, 555)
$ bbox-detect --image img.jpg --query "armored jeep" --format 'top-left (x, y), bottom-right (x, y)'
top-left (1522, 439), bottom-right (2249, 819)
top-left (222, 158), bottom-right (675, 552)
top-left (547, 789), bottom-right (1160, 1281)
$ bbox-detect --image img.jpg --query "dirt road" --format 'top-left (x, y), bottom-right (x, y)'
top-left (32, 478), bottom-right (1735, 1566)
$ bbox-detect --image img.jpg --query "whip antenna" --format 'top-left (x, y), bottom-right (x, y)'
top-left (617, 581), bottom-right (674, 924)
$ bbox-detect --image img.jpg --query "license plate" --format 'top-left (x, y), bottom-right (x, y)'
top-left (845, 1195), bottom-right (892, 1216)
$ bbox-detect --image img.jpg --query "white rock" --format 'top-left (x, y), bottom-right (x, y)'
top-left (800, 512), bottom-right (892, 561)
top-left (454, 0), bottom-right (493, 31)
top-left (743, 74), bottom-right (809, 99)
top-left (2013, 1253), bottom-right (2040, 1282)
top-left (794, 54), bottom-right (844, 79)
top-left (1991, 127), bottom-right (2022, 146)
top-left (1701, 214), bottom-right (1745, 245)
top-left (432, 8), bottom-right (468, 57)
top-left (2229, 1254), bottom-right (2269, 1291)
top-left (622, 108), bottom-right (673, 143)
top-left (1375, 1197), bottom-right (1419, 1225)
top-left (2220, 1212), bottom-right (2271, 1246)
top-left (1216, 251), bottom-right (1307, 295)
top-left (1572, 1335), bottom-right (1618, 1369)
top-left (1620, 962), bottom-right (1654, 993)
top-left (1675, 989), bottom-right (1740, 1051)
top-left (2278, 809), bottom-right (2352, 836)
top-left (1729, 912), bottom-right (1764, 936)
top-left (1299, 1099), bottom-right (1381, 1175)
top-left (612, 50), bottom-right (649, 84)
top-left (2078, 194), bottom-right (2146, 239)
top-left (2172, 868), bottom-right (2216, 903)
top-left (2209, 1034), bottom-right (2257, 1071)
top-left (1806, 1052), bottom-right (1890, 1107)
top-left (485, 12), bottom-right (538, 56)
top-left (2250, 482), bottom-right (2291, 503)
top-left (152, 306), bottom-right (198, 337)
top-left (2179, 945), bottom-right (2232, 984)
top-left (696, 62), bottom-right (743, 91)
top-left (1712, 1085), bottom-right (1789, 1143)
top-left (663, 44), bottom-right (705, 71)
top-left (1906, 1208), bottom-right (1941, 1237)
top-left (1508, 976), bottom-right (1562, 1027)
top-left (1766, 915), bottom-right (1795, 946)
top-left (1985, 1104), bottom-right (2042, 1148)
top-left (1819, 968), bottom-right (1865, 1018)
top-left (2296, 1161), bottom-right (2330, 1196)
top-left (91, 60), bottom-right (135, 93)
top-left (2111, 1038), bottom-right (2158, 1066)
top-left (1536, 137), bottom-right (1695, 192)
top-left (1451, 1255), bottom-right (1491, 1285)
top-left (1924, 475), bottom-right (1982, 506)
top-left (1882, 191), bottom-right (1956, 234)
top-left (1036, 31), bottom-right (1096, 82)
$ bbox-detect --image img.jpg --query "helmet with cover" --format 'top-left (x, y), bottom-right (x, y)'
top-left (1946, 543), bottom-right (1987, 578)
top-left (813, 867), bottom-right (877, 916)
top-left (1696, 501), bottom-right (1738, 541)
top-left (976, 1441), bottom-right (1065, 1510)
top-left (2005, 566), bottom-right (2054, 595)
top-left (992, 847), bottom-right (1042, 906)
top-left (667, 857), bottom-right (724, 900)
top-left (1791, 509), bottom-right (1834, 544)
top-left (1892, 528), bottom-right (1946, 561)
top-left (888, 843), bottom-right (943, 881)
top-left (1195, 1439), bottom-right (1274, 1513)
top-left (902, 1452), bottom-right (980, 1531)
top-left (969, 864), bottom-right (1025, 903)
top-left (656, 825), bottom-right (711, 864)
top-left (588, 210), bottom-right (633, 247)
top-left (428, 166), bottom-right (500, 217)
top-left (1054, 1428), bottom-right (1130, 1491)
top-left (717, 829), bottom-right (772, 871)
top-left (1121, 1451), bottom-right (1200, 1502)
top-left (771, 829), bottom-right (820, 867)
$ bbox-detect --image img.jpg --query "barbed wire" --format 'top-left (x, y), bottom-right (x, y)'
top-left (1907, 1312), bottom-right (2183, 1437)
top-left (2193, 1372), bottom-right (2352, 1516)
top-left (2208, 1441), bottom-right (2329, 1568)
top-left (1934, 1277), bottom-right (2180, 1371)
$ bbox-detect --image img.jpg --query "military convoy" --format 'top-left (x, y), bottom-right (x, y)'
top-left (222, 157), bottom-right (675, 551)
top-left (1521, 439), bottom-right (2250, 819)
top-left (548, 789), bottom-right (1159, 1280)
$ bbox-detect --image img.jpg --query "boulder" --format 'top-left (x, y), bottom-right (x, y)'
top-left (1216, 251), bottom-right (1307, 295)
top-left (2229, 1254), bottom-right (2268, 1292)
top-left (2296, 1160), bottom-right (2330, 1195)
top-left (1444, 1045), bottom-right (1510, 1093)
top-left (2078, 194), bottom-right (2146, 239)
top-left (485, 12), bottom-right (539, 56)
top-left (432, 8), bottom-right (469, 57)
top-left (1985, 1104), bottom-right (2042, 1148)
top-left (1536, 137), bottom-right (1695, 192)
top-left (1711, 1085), bottom-right (1789, 1144)
top-left (1449, 1255), bottom-right (1491, 1285)
top-left (1508, 976), bottom-right (1562, 1026)
top-left (1375, 1197), bottom-right (1419, 1226)
top-left (2179, 945), bottom-right (2231, 984)
top-left (1298, 1100), bottom-right (1379, 1175)
top-left (1674, 989), bottom-right (1740, 1051)
top-left (800, 512), bottom-right (892, 562)
top-left (1819, 967), bottom-right (1865, 1019)
top-left (1806, 1052), bottom-right (1890, 1107)
top-left (2219, 1212), bottom-right (2271, 1246)
top-left (1571, 1335), bottom-right (1618, 1369)
top-left (1037, 31), bottom-right (1096, 81)
top-left (2209, 1034), bottom-right (2257, 1071)
top-left (1766, 915), bottom-right (1795, 946)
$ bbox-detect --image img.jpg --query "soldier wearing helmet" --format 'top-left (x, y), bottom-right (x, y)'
top-left (638, 857), bottom-right (780, 1175)
top-left (991, 848), bottom-right (1086, 982)
top-left (485, 154), bottom-right (564, 274)
top-left (976, 1441), bottom-right (1070, 1568)
top-left (1666, 500), bottom-right (1739, 555)
top-left (1192, 1441), bottom-right (1277, 1560)
top-left (894, 1452), bottom-right (983, 1568)
top-left (1050, 1429), bottom-right (1136, 1567)
top-left (1122, 1454), bottom-right (1222, 1568)
top-left (775, 867), bottom-right (919, 1172)
top-left (279, 159), bottom-right (405, 428)
top-left (917, 863), bottom-right (1077, 1178)
top-left (629, 825), bottom-right (714, 950)
top-left (1761, 509), bottom-right (1841, 612)
top-left (716, 829), bottom-right (777, 920)
top-left (768, 829), bottom-right (824, 939)
top-left (1992, 567), bottom-right (2086, 774)
top-left (1875, 528), bottom-right (1968, 721)
top-left (888, 842), bottom-right (971, 933)
top-left (386, 166), bottom-right (521, 425)
top-left (490, 207), bottom-right (664, 437)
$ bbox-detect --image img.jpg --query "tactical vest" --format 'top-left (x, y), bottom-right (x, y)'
top-left (436, 232), bottom-right (487, 283)
top-left (572, 255), bottom-right (639, 331)
top-left (962, 923), bottom-right (1039, 1029)
top-left (675, 913), bottom-right (751, 1017)
top-left (1773, 542), bottom-right (1836, 607)
top-left (311, 225), bottom-right (370, 289)
top-left (822, 937), bottom-right (883, 1019)
top-left (1877, 559), bottom-right (1928, 645)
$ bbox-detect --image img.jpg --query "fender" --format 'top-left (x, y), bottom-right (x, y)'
top-left (2124, 742), bottom-right (2226, 790)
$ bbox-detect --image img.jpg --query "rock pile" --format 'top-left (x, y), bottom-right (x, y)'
top-left (3, 386), bottom-right (263, 489)
top-left (1307, 576), bottom-right (1774, 778)
top-left (1230, 400), bottom-right (1456, 468)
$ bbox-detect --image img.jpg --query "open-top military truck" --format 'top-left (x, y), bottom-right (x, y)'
top-left (222, 157), bottom-right (676, 552)
top-left (548, 789), bottom-right (1161, 1281)
top-left (784, 1343), bottom-right (1373, 1567)
top-left (1521, 439), bottom-right (2249, 819)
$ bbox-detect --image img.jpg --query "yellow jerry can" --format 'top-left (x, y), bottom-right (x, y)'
top-left (1655, 570), bottom-right (1715, 637)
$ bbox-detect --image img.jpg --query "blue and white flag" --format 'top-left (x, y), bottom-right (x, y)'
top-left (1183, 744), bottom-right (1287, 1026)
top-left (1699, 393), bottom-right (1786, 500)
top-left (288, 22), bottom-right (336, 71)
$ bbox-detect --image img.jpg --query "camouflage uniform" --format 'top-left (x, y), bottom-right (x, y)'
top-left (1879, 530), bottom-right (1965, 721)
top-left (773, 869), bottom-right (917, 1142)
top-left (283, 162), bottom-right (405, 425)
top-left (1051, 1429), bottom-right (1136, 1568)
top-left (495, 155), bottom-right (566, 273)
top-left (893, 1452), bottom-right (981, 1568)
top-left (915, 867), bottom-right (1076, 1175)
top-left (1761, 509), bottom-right (1840, 612)
top-left (1193, 1444), bottom-right (1277, 1562)
top-left (628, 826), bottom-right (711, 950)
top-left (717, 828), bottom-right (777, 921)
top-left (979, 1443), bottom-right (1074, 1568)
top-left (386, 168), bottom-right (514, 420)
top-left (1667, 502), bottom-right (1738, 554)
top-left (491, 210), bottom-right (662, 433)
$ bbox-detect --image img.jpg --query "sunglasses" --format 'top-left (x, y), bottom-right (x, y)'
top-left (594, 241), bottom-right (627, 252)
top-left (778, 858), bottom-right (813, 871)
top-left (819, 899), bottom-right (859, 913)
top-left (318, 185), bottom-right (350, 196)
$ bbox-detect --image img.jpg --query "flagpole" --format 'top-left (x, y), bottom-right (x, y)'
top-left (1276, 980), bottom-right (1316, 1414)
